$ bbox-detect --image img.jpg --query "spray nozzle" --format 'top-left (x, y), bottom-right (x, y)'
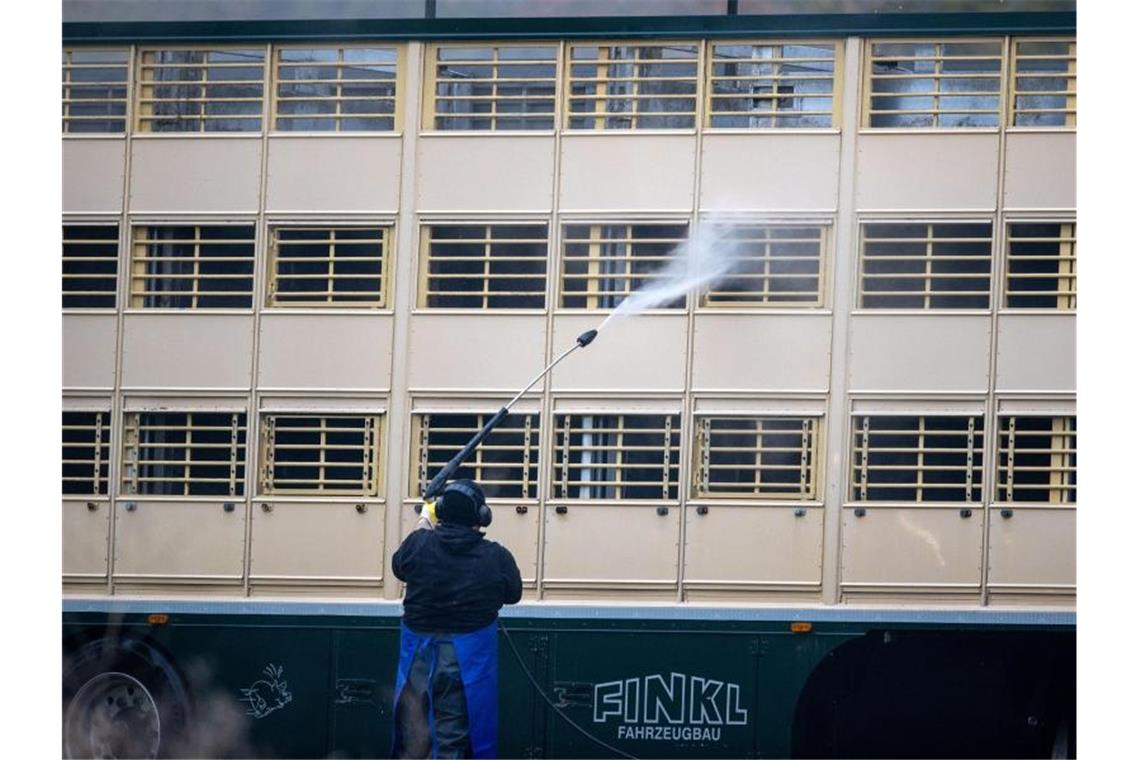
top-left (576, 329), bottom-right (598, 348)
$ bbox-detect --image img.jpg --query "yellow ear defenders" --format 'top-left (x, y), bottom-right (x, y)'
top-left (441, 481), bottom-right (493, 528)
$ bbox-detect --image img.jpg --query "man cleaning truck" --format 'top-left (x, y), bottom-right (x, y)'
top-left (391, 479), bottom-right (523, 759)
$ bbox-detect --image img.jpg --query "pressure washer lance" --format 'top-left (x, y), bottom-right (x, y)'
top-left (416, 328), bottom-right (599, 515)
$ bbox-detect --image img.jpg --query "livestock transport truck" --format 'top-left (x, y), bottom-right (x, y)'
top-left (61, 1), bottom-right (1077, 757)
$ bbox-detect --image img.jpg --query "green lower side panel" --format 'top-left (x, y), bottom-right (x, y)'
top-left (62, 608), bottom-right (1075, 759)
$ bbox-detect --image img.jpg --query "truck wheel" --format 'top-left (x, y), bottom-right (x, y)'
top-left (63, 637), bottom-right (190, 759)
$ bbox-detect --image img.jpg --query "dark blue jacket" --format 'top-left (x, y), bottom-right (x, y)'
top-left (392, 524), bottom-right (523, 633)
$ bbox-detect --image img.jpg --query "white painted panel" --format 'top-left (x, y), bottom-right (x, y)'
top-left (114, 500), bottom-right (246, 580)
top-left (258, 314), bottom-right (393, 391)
top-left (129, 137), bottom-right (261, 212)
top-left (63, 139), bottom-right (126, 213)
top-left (995, 314), bottom-right (1075, 392)
top-left (1004, 132), bottom-right (1075, 210)
top-left (550, 314), bottom-right (687, 391)
top-left (841, 507), bottom-right (983, 588)
top-left (692, 313), bottom-right (831, 391)
top-left (250, 501), bottom-right (384, 581)
top-left (483, 505), bottom-right (539, 584)
top-left (266, 136), bottom-right (401, 212)
top-left (408, 314), bottom-right (545, 391)
top-left (417, 135), bottom-right (554, 211)
top-left (63, 314), bottom-right (117, 390)
top-left (848, 314), bottom-right (990, 392)
top-left (560, 134), bottom-right (695, 211)
top-left (63, 499), bottom-right (110, 578)
top-left (856, 133), bottom-right (999, 210)
top-left (987, 508), bottom-right (1075, 591)
top-left (121, 314), bottom-right (254, 389)
top-left (700, 133), bottom-right (840, 211)
top-left (544, 505), bottom-right (679, 584)
top-left (684, 506), bottom-right (822, 586)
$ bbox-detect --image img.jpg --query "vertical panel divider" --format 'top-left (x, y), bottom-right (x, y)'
top-left (676, 39), bottom-right (708, 602)
top-left (536, 40), bottom-right (566, 600)
top-left (821, 37), bottom-right (864, 604)
top-left (981, 36), bottom-right (1015, 606)
top-left (242, 42), bottom-right (273, 596)
top-left (106, 44), bottom-right (137, 595)
top-left (383, 41), bottom-right (425, 600)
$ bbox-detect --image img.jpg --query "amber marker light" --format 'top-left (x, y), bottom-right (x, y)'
top-left (790, 622), bottom-right (812, 634)
top-left (148, 613), bottom-right (170, 625)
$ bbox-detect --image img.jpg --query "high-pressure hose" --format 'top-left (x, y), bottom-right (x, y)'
top-left (421, 328), bottom-right (599, 500)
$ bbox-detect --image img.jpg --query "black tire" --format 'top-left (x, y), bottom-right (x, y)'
top-left (62, 635), bottom-right (191, 759)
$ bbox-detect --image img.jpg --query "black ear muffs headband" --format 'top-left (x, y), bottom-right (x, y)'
top-left (442, 481), bottom-right (493, 528)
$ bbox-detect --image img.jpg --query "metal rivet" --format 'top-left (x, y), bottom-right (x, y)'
top-left (355, 503), bottom-right (367, 514)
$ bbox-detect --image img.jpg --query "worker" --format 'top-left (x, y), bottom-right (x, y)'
top-left (391, 479), bottom-right (523, 759)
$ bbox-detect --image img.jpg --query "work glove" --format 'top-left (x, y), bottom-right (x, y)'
top-left (416, 498), bottom-right (439, 530)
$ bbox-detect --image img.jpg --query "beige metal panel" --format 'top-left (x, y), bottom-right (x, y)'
top-left (543, 505), bottom-right (680, 585)
top-left (684, 506), bottom-right (823, 587)
top-left (700, 134), bottom-right (840, 211)
top-left (847, 314), bottom-right (990, 392)
top-left (550, 314), bottom-right (687, 391)
top-left (113, 500), bottom-right (246, 581)
top-left (692, 313), bottom-right (831, 392)
top-left (122, 396), bottom-right (247, 413)
top-left (250, 501), bottom-right (385, 582)
top-left (63, 499), bottom-right (110, 579)
top-left (1004, 132), bottom-right (1075, 210)
top-left (122, 314), bottom-right (254, 389)
top-left (856, 133), bottom-right (999, 210)
top-left (412, 396), bottom-right (541, 414)
top-left (987, 508), bottom-right (1075, 593)
top-left (259, 396), bottom-right (388, 414)
top-left (63, 314), bottom-right (117, 390)
top-left (997, 397), bottom-right (1076, 415)
top-left (483, 505), bottom-right (539, 584)
top-left (840, 507), bottom-right (983, 590)
top-left (552, 397), bottom-right (680, 414)
top-left (63, 139), bottom-right (126, 213)
top-left (851, 398), bottom-right (984, 414)
top-left (129, 137), bottom-right (262, 212)
top-left (995, 314), bottom-right (1075, 392)
top-left (266, 136), bottom-right (401, 213)
top-left (258, 314), bottom-right (393, 391)
top-left (417, 135), bottom-right (555, 211)
top-left (408, 314), bottom-right (546, 390)
top-left (559, 135), bottom-right (696, 211)
top-left (693, 397), bottom-right (825, 415)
